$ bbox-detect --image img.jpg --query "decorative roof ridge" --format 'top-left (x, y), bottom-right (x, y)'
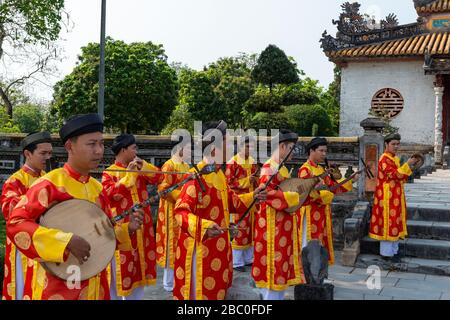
top-left (321, 2), bottom-right (427, 53)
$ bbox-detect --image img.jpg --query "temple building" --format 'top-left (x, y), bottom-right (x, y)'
top-left (321, 0), bottom-right (450, 164)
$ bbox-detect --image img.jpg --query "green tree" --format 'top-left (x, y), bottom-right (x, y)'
top-left (247, 112), bottom-right (289, 131)
top-left (251, 44), bottom-right (299, 92)
top-left (52, 39), bottom-right (178, 133)
top-left (0, 0), bottom-right (67, 118)
top-left (161, 105), bottom-right (195, 135)
top-left (283, 104), bottom-right (333, 136)
top-left (320, 65), bottom-right (341, 134)
top-left (178, 69), bottom-right (218, 123)
top-left (13, 104), bottom-right (45, 133)
top-left (0, 107), bottom-right (20, 132)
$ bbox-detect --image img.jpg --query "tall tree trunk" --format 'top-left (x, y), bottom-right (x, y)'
top-left (0, 87), bottom-right (13, 118)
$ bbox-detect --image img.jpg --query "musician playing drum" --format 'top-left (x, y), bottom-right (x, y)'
top-left (1, 132), bottom-right (52, 300)
top-left (298, 137), bottom-right (356, 265)
top-left (369, 133), bottom-right (418, 263)
top-left (252, 129), bottom-right (305, 301)
top-left (102, 134), bottom-right (163, 300)
top-left (6, 114), bottom-right (144, 300)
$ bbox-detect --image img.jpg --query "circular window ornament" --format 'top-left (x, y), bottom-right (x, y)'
top-left (371, 88), bottom-right (404, 119)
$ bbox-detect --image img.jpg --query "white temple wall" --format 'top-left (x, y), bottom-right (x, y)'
top-left (340, 60), bottom-right (436, 145)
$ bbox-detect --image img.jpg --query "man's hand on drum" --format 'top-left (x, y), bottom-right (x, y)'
top-left (67, 235), bottom-right (91, 265)
top-left (128, 208), bottom-right (144, 234)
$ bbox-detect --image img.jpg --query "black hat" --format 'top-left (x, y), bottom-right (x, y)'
top-left (384, 132), bottom-right (401, 143)
top-left (59, 114), bottom-right (104, 144)
top-left (272, 129), bottom-right (298, 145)
top-left (21, 132), bottom-right (52, 150)
top-left (306, 137), bottom-right (328, 153)
top-left (111, 134), bottom-right (136, 155)
top-left (202, 120), bottom-right (227, 143)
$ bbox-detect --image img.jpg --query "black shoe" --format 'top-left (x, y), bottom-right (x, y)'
top-left (244, 262), bottom-right (253, 267)
top-left (233, 266), bottom-right (246, 272)
top-left (391, 255), bottom-right (402, 263)
top-left (381, 255), bottom-right (392, 262)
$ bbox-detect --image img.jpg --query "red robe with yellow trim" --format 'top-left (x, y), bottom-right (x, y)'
top-left (102, 160), bottom-right (163, 296)
top-left (156, 157), bottom-right (190, 269)
top-left (172, 161), bottom-right (255, 300)
top-left (252, 159), bottom-right (304, 292)
top-left (6, 164), bottom-right (134, 300)
top-left (298, 160), bottom-right (353, 265)
top-left (1, 166), bottom-right (43, 300)
top-left (369, 152), bottom-right (412, 241)
top-left (225, 154), bottom-right (258, 250)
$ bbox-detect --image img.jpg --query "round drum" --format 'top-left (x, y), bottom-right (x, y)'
top-left (39, 199), bottom-right (116, 281)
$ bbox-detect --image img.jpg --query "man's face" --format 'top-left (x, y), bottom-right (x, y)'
top-left (279, 142), bottom-right (295, 161)
top-left (122, 144), bottom-right (138, 163)
top-left (310, 145), bottom-right (327, 163)
top-left (386, 140), bottom-right (400, 154)
top-left (25, 143), bottom-right (53, 171)
top-left (67, 132), bottom-right (104, 170)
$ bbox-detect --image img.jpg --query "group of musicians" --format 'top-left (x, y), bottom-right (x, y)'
top-left (0, 113), bottom-right (418, 300)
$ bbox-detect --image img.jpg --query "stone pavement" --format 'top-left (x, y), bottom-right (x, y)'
top-left (143, 251), bottom-right (450, 300)
top-left (404, 169), bottom-right (450, 209)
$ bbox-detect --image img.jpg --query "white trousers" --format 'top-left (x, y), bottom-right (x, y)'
top-left (232, 247), bottom-right (254, 268)
top-left (259, 288), bottom-right (285, 300)
top-left (15, 249), bottom-right (24, 300)
top-left (302, 214), bottom-right (308, 249)
top-left (109, 257), bottom-right (145, 300)
top-left (380, 241), bottom-right (399, 257)
top-left (163, 267), bottom-right (174, 292)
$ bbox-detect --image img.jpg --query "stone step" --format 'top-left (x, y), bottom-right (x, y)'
top-left (361, 237), bottom-right (450, 261)
top-left (355, 254), bottom-right (450, 277)
top-left (407, 205), bottom-right (450, 222)
top-left (407, 220), bottom-right (450, 241)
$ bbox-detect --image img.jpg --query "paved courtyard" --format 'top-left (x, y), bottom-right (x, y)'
top-left (143, 251), bottom-right (450, 300)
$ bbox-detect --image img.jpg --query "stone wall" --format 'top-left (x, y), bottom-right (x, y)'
top-left (340, 59), bottom-right (436, 145)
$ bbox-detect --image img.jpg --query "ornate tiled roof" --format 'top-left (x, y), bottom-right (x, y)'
top-left (415, 0), bottom-right (450, 14)
top-left (326, 32), bottom-right (450, 59)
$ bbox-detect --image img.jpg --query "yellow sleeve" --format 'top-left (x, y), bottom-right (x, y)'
top-left (118, 172), bottom-right (138, 189)
top-left (237, 176), bottom-right (251, 189)
top-left (32, 227), bottom-right (73, 263)
top-left (398, 162), bottom-right (412, 176)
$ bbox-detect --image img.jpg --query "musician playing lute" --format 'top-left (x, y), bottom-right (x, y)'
top-left (101, 134), bottom-right (164, 300)
top-left (252, 129), bottom-right (305, 301)
top-left (298, 137), bottom-right (357, 265)
top-left (7, 114), bottom-right (144, 300)
top-left (172, 121), bottom-right (267, 300)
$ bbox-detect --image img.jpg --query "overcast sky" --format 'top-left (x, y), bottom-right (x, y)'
top-left (26, 0), bottom-right (419, 101)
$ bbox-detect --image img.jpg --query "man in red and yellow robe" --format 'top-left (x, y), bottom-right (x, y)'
top-left (6, 114), bottom-right (142, 300)
top-left (102, 134), bottom-right (163, 300)
top-left (1, 132), bottom-right (52, 300)
top-left (156, 149), bottom-right (190, 292)
top-left (225, 140), bottom-right (259, 271)
top-left (252, 130), bottom-right (304, 300)
top-left (298, 137), bottom-right (353, 265)
top-left (172, 121), bottom-right (266, 300)
top-left (369, 133), bottom-right (417, 262)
